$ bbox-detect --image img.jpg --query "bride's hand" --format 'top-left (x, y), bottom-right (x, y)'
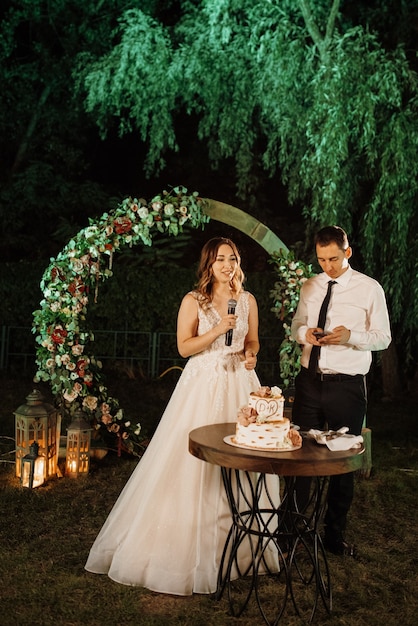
top-left (219, 314), bottom-right (237, 336)
top-left (244, 350), bottom-right (257, 370)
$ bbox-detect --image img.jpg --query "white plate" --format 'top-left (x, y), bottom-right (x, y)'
top-left (223, 434), bottom-right (302, 452)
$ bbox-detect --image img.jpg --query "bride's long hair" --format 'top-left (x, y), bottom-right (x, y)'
top-left (194, 237), bottom-right (245, 307)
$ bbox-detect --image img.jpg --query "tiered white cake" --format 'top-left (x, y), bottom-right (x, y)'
top-left (234, 386), bottom-right (301, 450)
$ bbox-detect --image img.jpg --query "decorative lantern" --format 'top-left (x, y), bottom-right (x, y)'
top-left (21, 441), bottom-right (45, 488)
top-left (15, 390), bottom-right (61, 482)
top-left (66, 410), bottom-right (92, 478)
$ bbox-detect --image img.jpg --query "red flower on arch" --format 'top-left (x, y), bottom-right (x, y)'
top-left (114, 216), bottom-right (133, 234)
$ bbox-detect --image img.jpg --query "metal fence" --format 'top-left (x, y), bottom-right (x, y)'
top-left (0, 326), bottom-right (281, 381)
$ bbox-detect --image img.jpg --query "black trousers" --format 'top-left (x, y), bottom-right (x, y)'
top-left (292, 367), bottom-right (367, 540)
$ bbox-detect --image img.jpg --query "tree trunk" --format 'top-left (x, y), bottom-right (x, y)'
top-left (11, 84), bottom-right (52, 174)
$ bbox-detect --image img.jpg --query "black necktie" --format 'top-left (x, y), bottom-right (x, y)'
top-left (308, 280), bottom-right (336, 374)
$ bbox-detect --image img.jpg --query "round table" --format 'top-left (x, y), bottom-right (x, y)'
top-left (189, 423), bottom-right (364, 624)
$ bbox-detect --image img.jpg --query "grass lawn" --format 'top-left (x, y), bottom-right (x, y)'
top-left (1, 372), bottom-right (417, 625)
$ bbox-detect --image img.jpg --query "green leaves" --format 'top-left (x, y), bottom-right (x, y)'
top-left (362, 103), bottom-right (418, 330)
top-left (80, 8), bottom-right (179, 174)
top-left (76, 0), bottom-right (418, 369)
top-left (269, 249), bottom-right (315, 386)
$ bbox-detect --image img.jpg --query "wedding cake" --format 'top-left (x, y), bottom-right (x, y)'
top-left (234, 386), bottom-right (302, 451)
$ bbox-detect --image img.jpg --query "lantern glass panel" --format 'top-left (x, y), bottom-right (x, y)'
top-left (21, 456), bottom-right (45, 488)
top-left (66, 426), bottom-right (91, 477)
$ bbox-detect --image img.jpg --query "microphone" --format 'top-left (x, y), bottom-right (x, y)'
top-left (225, 298), bottom-right (237, 346)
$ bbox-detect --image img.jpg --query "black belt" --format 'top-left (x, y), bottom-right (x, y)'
top-left (301, 367), bottom-right (363, 382)
top-left (316, 372), bottom-right (364, 382)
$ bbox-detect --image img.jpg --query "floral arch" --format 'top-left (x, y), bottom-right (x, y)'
top-left (33, 186), bottom-right (313, 455)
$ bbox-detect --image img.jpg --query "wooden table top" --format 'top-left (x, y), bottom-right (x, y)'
top-left (189, 423), bottom-right (364, 477)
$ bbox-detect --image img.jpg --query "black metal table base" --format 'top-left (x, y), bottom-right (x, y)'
top-left (216, 469), bottom-right (332, 625)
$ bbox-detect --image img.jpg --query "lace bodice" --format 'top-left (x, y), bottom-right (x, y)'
top-left (196, 290), bottom-right (249, 349)
top-left (181, 291), bottom-right (251, 382)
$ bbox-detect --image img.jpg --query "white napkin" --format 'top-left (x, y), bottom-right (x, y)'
top-left (307, 427), bottom-right (363, 451)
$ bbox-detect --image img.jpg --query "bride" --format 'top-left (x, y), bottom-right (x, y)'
top-left (85, 236), bottom-right (279, 595)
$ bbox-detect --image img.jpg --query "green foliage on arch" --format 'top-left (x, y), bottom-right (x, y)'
top-left (32, 187), bottom-right (209, 454)
top-left (269, 250), bottom-right (315, 387)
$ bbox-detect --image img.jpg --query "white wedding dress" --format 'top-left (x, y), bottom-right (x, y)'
top-left (85, 291), bottom-right (279, 595)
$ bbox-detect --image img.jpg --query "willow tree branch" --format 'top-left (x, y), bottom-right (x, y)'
top-left (324, 0), bottom-right (341, 48)
top-left (298, 0), bottom-right (341, 62)
top-left (298, 0), bottom-right (323, 49)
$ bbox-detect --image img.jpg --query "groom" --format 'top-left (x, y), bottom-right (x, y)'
top-left (291, 225), bottom-right (391, 555)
